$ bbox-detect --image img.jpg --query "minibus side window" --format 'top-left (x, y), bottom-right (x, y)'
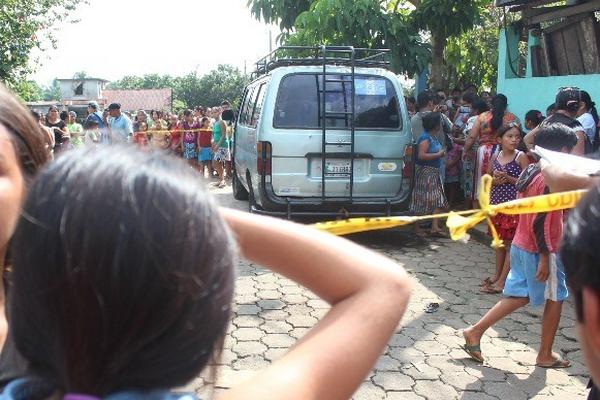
top-left (239, 85), bottom-right (257, 126)
top-left (250, 83), bottom-right (267, 128)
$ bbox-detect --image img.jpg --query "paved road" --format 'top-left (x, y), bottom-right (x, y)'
top-left (186, 182), bottom-right (589, 399)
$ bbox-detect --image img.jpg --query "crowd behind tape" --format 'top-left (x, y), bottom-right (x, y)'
top-left (312, 174), bottom-right (588, 248)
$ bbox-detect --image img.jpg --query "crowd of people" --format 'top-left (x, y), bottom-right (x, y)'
top-left (2, 76), bottom-right (600, 400)
top-left (31, 100), bottom-right (236, 188)
top-left (407, 85), bottom-right (600, 386)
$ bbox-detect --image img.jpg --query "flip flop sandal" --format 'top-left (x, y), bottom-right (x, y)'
top-left (462, 343), bottom-right (484, 363)
top-left (481, 277), bottom-right (493, 286)
top-left (479, 286), bottom-right (503, 294)
top-left (429, 231), bottom-right (448, 238)
top-left (424, 303), bottom-right (440, 313)
top-left (536, 357), bottom-right (571, 369)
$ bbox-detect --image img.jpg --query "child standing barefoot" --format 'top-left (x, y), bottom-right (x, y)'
top-left (481, 123), bottom-right (530, 293)
top-left (410, 112), bottom-right (449, 237)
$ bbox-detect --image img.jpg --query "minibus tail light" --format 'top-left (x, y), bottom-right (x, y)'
top-left (257, 141), bottom-right (272, 175)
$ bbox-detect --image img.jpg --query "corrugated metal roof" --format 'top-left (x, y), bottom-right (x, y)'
top-left (101, 89), bottom-right (173, 111)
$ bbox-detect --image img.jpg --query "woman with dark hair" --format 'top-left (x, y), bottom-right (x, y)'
top-left (0, 82), bottom-right (49, 372)
top-left (3, 146), bottom-right (411, 399)
top-left (577, 90), bottom-right (599, 150)
top-left (463, 94), bottom-right (519, 206)
top-left (46, 106), bottom-right (70, 154)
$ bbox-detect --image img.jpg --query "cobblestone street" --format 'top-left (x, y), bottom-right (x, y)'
top-left (186, 185), bottom-right (589, 399)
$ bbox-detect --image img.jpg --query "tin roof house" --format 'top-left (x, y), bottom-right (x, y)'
top-left (495, 0), bottom-right (600, 120)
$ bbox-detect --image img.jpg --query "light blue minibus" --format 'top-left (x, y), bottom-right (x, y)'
top-left (232, 46), bottom-right (415, 218)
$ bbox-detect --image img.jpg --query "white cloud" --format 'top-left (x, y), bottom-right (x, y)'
top-left (32, 0), bottom-right (279, 85)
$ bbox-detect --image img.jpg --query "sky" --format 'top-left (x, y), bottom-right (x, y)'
top-left (32, 0), bottom-right (279, 85)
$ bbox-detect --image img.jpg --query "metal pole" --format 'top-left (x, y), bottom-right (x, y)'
top-left (269, 30), bottom-right (273, 53)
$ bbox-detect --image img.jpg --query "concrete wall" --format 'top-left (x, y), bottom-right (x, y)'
top-left (497, 27), bottom-right (600, 122)
top-left (59, 79), bottom-right (104, 101)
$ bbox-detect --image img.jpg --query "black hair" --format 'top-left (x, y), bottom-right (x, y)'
top-left (490, 94), bottom-right (508, 132)
top-left (84, 120), bottom-right (99, 129)
top-left (546, 103), bottom-right (556, 114)
top-left (534, 123), bottom-right (578, 152)
top-left (561, 181), bottom-right (600, 321)
top-left (471, 98), bottom-right (489, 115)
top-left (496, 122), bottom-right (522, 139)
top-left (30, 110), bottom-right (40, 120)
top-left (422, 112), bottom-right (441, 132)
top-left (59, 111), bottom-right (69, 122)
top-left (416, 90), bottom-right (435, 111)
top-left (451, 87), bottom-right (462, 95)
top-left (525, 110), bottom-right (544, 127)
top-left (462, 92), bottom-right (477, 105)
top-left (183, 109), bottom-right (193, 117)
top-left (406, 96), bottom-right (416, 105)
top-left (581, 90), bottom-right (599, 127)
top-left (10, 147), bottom-right (235, 396)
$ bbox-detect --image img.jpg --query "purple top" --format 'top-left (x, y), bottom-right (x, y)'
top-left (182, 121), bottom-right (199, 145)
top-left (490, 151), bottom-right (523, 205)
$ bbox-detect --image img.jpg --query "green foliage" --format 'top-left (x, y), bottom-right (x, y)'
top-left (9, 79), bottom-right (44, 102)
top-left (0, 0), bottom-right (86, 84)
top-left (411, 0), bottom-right (487, 39)
top-left (247, 0), bottom-right (497, 88)
top-left (107, 65), bottom-right (250, 110)
top-left (445, 6), bottom-right (500, 92)
top-left (247, 0), bottom-right (312, 31)
top-left (42, 79), bottom-right (61, 101)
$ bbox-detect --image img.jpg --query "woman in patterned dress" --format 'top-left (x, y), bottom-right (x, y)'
top-left (463, 94), bottom-right (520, 208)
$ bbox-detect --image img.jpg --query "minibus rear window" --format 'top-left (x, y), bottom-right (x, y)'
top-left (274, 74), bottom-right (401, 130)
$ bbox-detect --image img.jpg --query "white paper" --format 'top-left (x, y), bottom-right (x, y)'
top-left (534, 146), bottom-right (600, 175)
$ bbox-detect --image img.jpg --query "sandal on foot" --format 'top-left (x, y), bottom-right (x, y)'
top-left (536, 357), bottom-right (571, 369)
top-left (480, 285), bottom-right (503, 294)
top-left (481, 277), bottom-right (494, 287)
top-left (462, 343), bottom-right (484, 363)
top-left (429, 230), bottom-right (448, 238)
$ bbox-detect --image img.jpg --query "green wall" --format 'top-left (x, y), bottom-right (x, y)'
top-left (497, 27), bottom-right (600, 123)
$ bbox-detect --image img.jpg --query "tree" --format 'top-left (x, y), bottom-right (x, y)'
top-left (10, 80), bottom-right (44, 102)
top-left (42, 79), bottom-right (61, 101)
top-left (247, 0), bottom-right (492, 89)
top-left (445, 6), bottom-right (500, 92)
top-left (106, 65), bottom-right (250, 110)
top-left (0, 0), bottom-right (86, 84)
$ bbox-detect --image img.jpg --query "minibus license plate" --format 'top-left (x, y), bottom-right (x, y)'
top-left (325, 160), bottom-right (351, 174)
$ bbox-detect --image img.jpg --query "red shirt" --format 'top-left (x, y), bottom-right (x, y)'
top-left (198, 129), bottom-right (212, 148)
top-left (512, 171), bottom-right (563, 254)
top-left (169, 123), bottom-right (181, 149)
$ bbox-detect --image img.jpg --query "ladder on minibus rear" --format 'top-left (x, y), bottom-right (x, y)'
top-left (319, 46), bottom-right (357, 201)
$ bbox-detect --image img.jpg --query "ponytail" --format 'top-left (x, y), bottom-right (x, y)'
top-left (491, 94), bottom-right (508, 132)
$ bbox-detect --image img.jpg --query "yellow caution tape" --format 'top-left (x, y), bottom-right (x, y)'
top-left (313, 174), bottom-right (588, 248)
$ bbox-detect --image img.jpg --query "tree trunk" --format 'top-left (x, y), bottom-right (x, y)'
top-left (430, 31), bottom-right (447, 90)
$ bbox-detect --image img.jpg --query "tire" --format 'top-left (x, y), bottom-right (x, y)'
top-left (232, 171), bottom-right (249, 200)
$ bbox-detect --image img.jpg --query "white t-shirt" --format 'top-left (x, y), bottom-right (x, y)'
top-left (577, 112), bottom-right (597, 143)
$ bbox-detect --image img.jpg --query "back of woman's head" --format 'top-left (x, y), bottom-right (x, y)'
top-left (471, 98), bottom-right (489, 115)
top-left (491, 94), bottom-right (508, 131)
top-left (10, 146), bottom-right (236, 396)
top-left (0, 83), bottom-right (48, 184)
top-left (525, 109), bottom-right (544, 128)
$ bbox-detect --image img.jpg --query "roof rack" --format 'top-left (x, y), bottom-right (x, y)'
top-left (251, 46), bottom-right (391, 80)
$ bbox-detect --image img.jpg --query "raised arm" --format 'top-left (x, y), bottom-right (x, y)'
top-left (219, 209), bottom-right (412, 400)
